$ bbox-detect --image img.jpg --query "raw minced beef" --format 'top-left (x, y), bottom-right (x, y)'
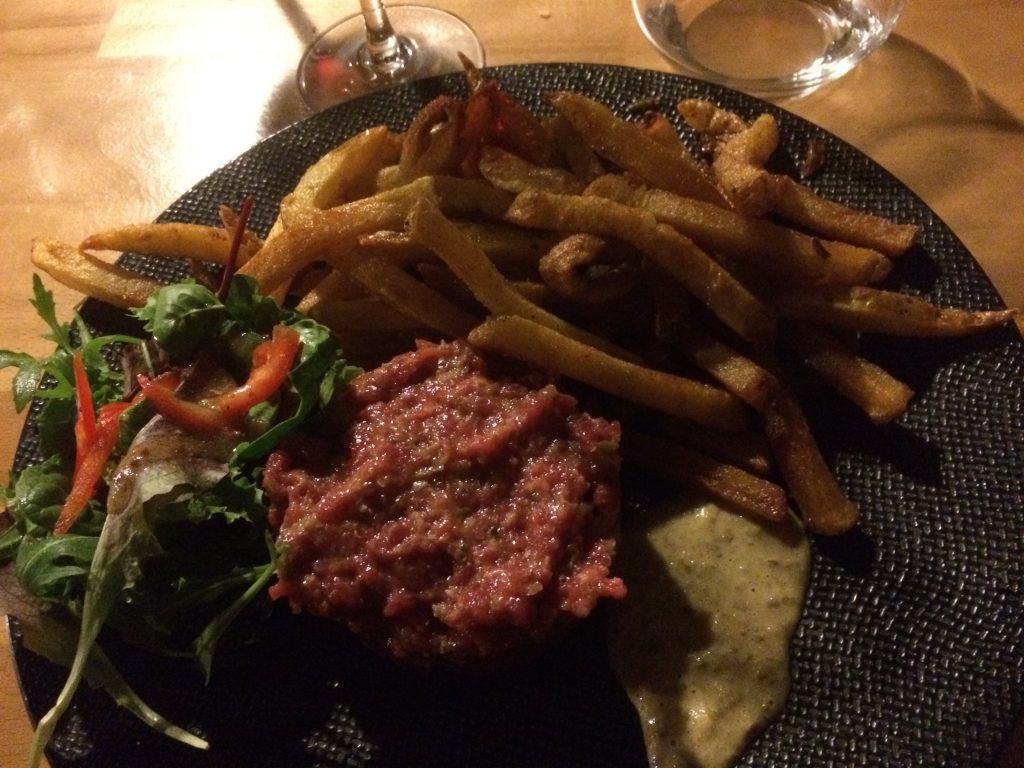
top-left (263, 340), bottom-right (625, 666)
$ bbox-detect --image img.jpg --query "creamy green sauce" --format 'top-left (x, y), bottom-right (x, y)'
top-left (607, 497), bottom-right (811, 768)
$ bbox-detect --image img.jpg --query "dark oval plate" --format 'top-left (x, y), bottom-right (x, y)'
top-left (9, 63), bottom-right (1024, 768)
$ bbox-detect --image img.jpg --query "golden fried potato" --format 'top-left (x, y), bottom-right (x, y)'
top-left (80, 222), bottom-right (263, 266)
top-left (790, 325), bottom-right (914, 425)
top-left (624, 432), bottom-right (788, 523)
top-left (777, 285), bottom-right (1018, 337)
top-left (351, 256), bottom-right (480, 339)
top-left (549, 91), bottom-right (730, 207)
top-left (32, 239), bottom-right (160, 309)
top-left (506, 190), bottom-right (776, 346)
top-left (585, 174), bottom-right (892, 286)
top-left (769, 175), bottom-right (919, 257)
top-left (468, 314), bottom-right (750, 431)
top-left (32, 81), bottom-right (1019, 541)
top-left (407, 198), bottom-right (639, 361)
top-left (478, 145), bottom-right (587, 195)
top-left (762, 388), bottom-right (860, 535)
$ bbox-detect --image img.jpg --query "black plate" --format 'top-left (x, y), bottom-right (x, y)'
top-left (9, 63), bottom-right (1024, 768)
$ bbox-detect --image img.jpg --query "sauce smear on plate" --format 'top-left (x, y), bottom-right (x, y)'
top-left (607, 498), bottom-right (810, 767)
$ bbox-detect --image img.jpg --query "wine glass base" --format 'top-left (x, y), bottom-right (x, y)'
top-left (297, 5), bottom-right (485, 111)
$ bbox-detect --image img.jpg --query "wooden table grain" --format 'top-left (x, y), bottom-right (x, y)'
top-left (1, 2), bottom-right (1021, 766)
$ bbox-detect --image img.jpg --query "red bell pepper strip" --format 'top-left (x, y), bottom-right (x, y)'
top-left (55, 354), bottom-right (132, 535)
top-left (71, 353), bottom-right (97, 476)
top-left (72, 353), bottom-right (98, 442)
top-left (137, 371), bottom-right (226, 433)
top-left (138, 324), bottom-right (301, 433)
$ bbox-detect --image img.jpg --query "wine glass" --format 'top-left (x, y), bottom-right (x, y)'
top-left (297, 1), bottom-right (485, 111)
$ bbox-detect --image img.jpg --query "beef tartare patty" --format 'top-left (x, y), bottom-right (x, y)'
top-left (263, 340), bottom-right (625, 665)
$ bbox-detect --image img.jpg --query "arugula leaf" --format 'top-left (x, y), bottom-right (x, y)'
top-left (222, 273), bottom-right (282, 334)
top-left (0, 278), bottom-right (75, 412)
top-left (15, 535), bottom-right (97, 606)
top-left (133, 281), bottom-right (227, 361)
top-left (35, 398), bottom-right (79, 464)
top-left (29, 273), bottom-right (73, 352)
top-left (78, 333), bottom-right (150, 405)
top-left (0, 350), bottom-right (46, 412)
top-left (2, 455), bottom-right (69, 540)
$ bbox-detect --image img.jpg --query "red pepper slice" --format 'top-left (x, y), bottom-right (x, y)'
top-left (137, 371), bottom-right (226, 433)
top-left (55, 355), bottom-right (132, 534)
top-left (71, 353), bottom-right (97, 476)
top-left (138, 324), bottom-right (301, 433)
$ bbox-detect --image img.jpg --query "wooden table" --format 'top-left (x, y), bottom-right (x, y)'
top-left (1, 2), bottom-right (1021, 766)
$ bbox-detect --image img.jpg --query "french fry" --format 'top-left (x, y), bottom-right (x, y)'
top-left (407, 198), bottom-right (640, 362)
top-left (710, 113), bottom-right (780, 216)
top-left (351, 256), bottom-right (480, 339)
top-left (239, 194), bottom-right (415, 294)
top-left (777, 285), bottom-right (1018, 337)
top-left (294, 126), bottom-right (401, 210)
top-left (509, 279), bottom-right (551, 306)
top-left (289, 125), bottom-right (400, 210)
top-left (762, 388), bottom-right (860, 535)
top-left (790, 325), bottom-right (914, 425)
top-left (296, 269), bottom-right (366, 323)
top-left (624, 432), bottom-right (788, 523)
top-left (549, 91), bottom-right (730, 207)
top-left (478, 145), bottom-right (587, 195)
top-left (80, 222), bottom-right (263, 266)
top-left (641, 110), bottom-right (688, 152)
top-left (358, 222), bottom-right (558, 277)
top-left (352, 231), bottom-right (433, 264)
top-left (585, 174), bottom-right (892, 285)
top-left (31, 239), bottom-right (160, 309)
top-left (680, 98), bottom-right (919, 256)
top-left (547, 113), bottom-right (606, 183)
top-left (468, 314), bottom-right (749, 432)
top-left (537, 233), bottom-right (639, 304)
top-left (678, 99), bottom-right (778, 216)
top-left (672, 325), bottom-right (780, 411)
top-left (418, 175), bottom-right (516, 219)
top-left (455, 222), bottom-right (560, 273)
top-left (262, 126), bottom-right (401, 247)
top-left (677, 98), bottom-right (748, 137)
top-left (654, 417), bottom-right (774, 477)
top-left (396, 95), bottom-right (463, 182)
top-left (505, 190), bottom-right (776, 346)
top-left (769, 175), bottom-right (920, 257)
top-left (241, 176), bottom-right (514, 295)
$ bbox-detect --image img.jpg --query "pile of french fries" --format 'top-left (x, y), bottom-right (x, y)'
top-left (31, 68), bottom-right (1018, 537)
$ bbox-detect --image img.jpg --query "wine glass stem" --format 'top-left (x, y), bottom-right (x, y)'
top-left (359, 0), bottom-right (409, 74)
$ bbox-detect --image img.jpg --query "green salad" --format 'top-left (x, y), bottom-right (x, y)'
top-left (0, 273), bottom-right (359, 767)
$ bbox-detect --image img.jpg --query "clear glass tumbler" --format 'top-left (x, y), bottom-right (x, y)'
top-left (633, 0), bottom-right (907, 98)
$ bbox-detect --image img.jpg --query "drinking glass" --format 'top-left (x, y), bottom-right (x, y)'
top-left (297, 1), bottom-right (485, 111)
top-left (633, 0), bottom-right (906, 98)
